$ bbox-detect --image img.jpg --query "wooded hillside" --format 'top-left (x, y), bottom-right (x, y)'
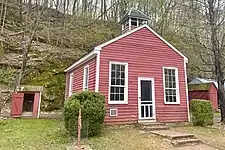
top-left (0, 0), bottom-right (224, 111)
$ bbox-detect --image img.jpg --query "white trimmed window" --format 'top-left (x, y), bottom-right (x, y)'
top-left (163, 67), bottom-right (180, 104)
top-left (83, 66), bottom-right (89, 91)
top-left (69, 72), bottom-right (74, 96)
top-left (109, 62), bottom-right (128, 104)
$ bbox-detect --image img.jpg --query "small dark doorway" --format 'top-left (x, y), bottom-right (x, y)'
top-left (23, 94), bottom-right (35, 112)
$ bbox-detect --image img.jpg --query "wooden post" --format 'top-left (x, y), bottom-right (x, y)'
top-left (76, 108), bottom-right (82, 150)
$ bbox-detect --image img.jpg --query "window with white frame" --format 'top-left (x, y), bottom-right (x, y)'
top-left (109, 62), bottom-right (128, 104)
top-left (163, 67), bottom-right (180, 104)
top-left (69, 72), bottom-right (74, 96)
top-left (83, 66), bottom-right (89, 90)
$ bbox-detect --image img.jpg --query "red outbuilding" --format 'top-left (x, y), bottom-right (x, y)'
top-left (11, 85), bottom-right (42, 118)
top-left (188, 83), bottom-right (218, 110)
top-left (65, 9), bottom-right (189, 124)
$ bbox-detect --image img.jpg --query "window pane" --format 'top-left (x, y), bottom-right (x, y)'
top-left (115, 87), bottom-right (119, 93)
top-left (116, 64), bottom-right (120, 72)
top-left (172, 70), bottom-right (175, 75)
top-left (115, 94), bottom-right (119, 101)
top-left (110, 87), bottom-right (115, 93)
top-left (116, 72), bottom-right (120, 78)
top-left (121, 65), bottom-right (125, 71)
top-left (121, 72), bottom-right (125, 78)
top-left (111, 78), bottom-right (115, 85)
top-left (116, 79), bottom-right (120, 85)
top-left (110, 94), bottom-right (115, 101)
top-left (120, 87), bottom-right (124, 93)
top-left (112, 64), bottom-right (115, 71)
top-left (111, 71), bottom-right (115, 78)
top-left (121, 79), bottom-right (125, 85)
top-left (120, 94), bottom-right (124, 101)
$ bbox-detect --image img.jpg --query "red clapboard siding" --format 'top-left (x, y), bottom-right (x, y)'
top-left (188, 83), bottom-right (218, 110)
top-left (99, 27), bottom-right (188, 124)
top-left (11, 93), bottom-right (24, 117)
top-left (65, 57), bottom-right (97, 99)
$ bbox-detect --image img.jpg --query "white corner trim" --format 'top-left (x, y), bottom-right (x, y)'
top-left (163, 67), bottom-right (180, 105)
top-left (108, 61), bottom-right (128, 105)
top-left (95, 51), bottom-right (100, 92)
top-left (184, 61), bottom-right (190, 122)
top-left (37, 92), bottom-right (42, 119)
top-left (83, 65), bottom-right (89, 91)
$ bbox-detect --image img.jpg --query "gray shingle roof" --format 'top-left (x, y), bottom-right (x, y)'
top-left (120, 8), bottom-right (149, 23)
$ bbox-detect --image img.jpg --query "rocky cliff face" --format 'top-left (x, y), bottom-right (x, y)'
top-left (0, 3), bottom-right (120, 111)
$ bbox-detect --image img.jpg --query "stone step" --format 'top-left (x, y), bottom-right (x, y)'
top-left (150, 130), bottom-right (195, 140)
top-left (168, 134), bottom-right (196, 141)
top-left (140, 126), bottom-right (170, 131)
top-left (171, 139), bottom-right (202, 147)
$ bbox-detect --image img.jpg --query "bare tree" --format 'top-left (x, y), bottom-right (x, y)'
top-left (187, 0), bottom-right (225, 122)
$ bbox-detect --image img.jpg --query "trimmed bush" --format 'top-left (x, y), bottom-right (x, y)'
top-left (63, 91), bottom-right (106, 137)
top-left (190, 99), bottom-right (214, 126)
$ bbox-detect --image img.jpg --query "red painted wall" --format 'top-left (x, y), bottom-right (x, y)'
top-left (99, 27), bottom-right (188, 124)
top-left (189, 91), bottom-right (209, 100)
top-left (65, 57), bottom-right (97, 98)
top-left (188, 84), bottom-right (218, 110)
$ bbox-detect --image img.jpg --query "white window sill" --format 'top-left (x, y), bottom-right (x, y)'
top-left (108, 101), bottom-right (128, 105)
top-left (164, 102), bottom-right (180, 105)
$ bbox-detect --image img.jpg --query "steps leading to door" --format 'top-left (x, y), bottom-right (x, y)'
top-left (150, 130), bottom-right (203, 147)
top-left (171, 138), bottom-right (203, 146)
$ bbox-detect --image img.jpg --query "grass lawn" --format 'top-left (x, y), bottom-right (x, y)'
top-left (0, 119), bottom-right (70, 150)
top-left (173, 125), bottom-right (225, 150)
top-left (88, 126), bottom-right (173, 150)
top-left (0, 119), bottom-right (174, 150)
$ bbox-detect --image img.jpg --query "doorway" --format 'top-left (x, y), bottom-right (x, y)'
top-left (138, 77), bottom-right (156, 120)
top-left (22, 94), bottom-right (35, 112)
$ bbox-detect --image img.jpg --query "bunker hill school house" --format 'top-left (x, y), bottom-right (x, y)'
top-left (65, 9), bottom-right (190, 125)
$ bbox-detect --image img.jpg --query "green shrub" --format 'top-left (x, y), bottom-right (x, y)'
top-left (190, 99), bottom-right (214, 126)
top-left (63, 91), bottom-right (106, 137)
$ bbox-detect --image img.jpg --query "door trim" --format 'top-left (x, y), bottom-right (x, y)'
top-left (138, 77), bottom-right (156, 120)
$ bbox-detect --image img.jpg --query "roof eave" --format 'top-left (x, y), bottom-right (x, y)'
top-left (64, 49), bottom-right (99, 72)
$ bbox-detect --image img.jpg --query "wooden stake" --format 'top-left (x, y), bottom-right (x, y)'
top-left (76, 108), bottom-right (82, 150)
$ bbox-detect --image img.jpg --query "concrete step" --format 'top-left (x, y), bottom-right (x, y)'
top-left (168, 134), bottom-right (196, 141)
top-left (150, 130), bottom-right (195, 140)
top-left (171, 139), bottom-right (202, 147)
top-left (140, 126), bottom-right (170, 131)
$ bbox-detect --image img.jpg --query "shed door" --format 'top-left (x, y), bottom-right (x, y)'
top-left (32, 93), bottom-right (40, 118)
top-left (11, 93), bottom-right (24, 117)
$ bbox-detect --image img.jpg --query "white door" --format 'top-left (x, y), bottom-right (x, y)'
top-left (138, 77), bottom-right (156, 120)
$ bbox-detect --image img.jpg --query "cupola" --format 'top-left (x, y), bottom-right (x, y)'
top-left (120, 8), bottom-right (149, 34)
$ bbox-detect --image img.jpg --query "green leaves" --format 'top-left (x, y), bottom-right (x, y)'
top-left (190, 99), bottom-right (214, 126)
top-left (63, 91), bottom-right (106, 137)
